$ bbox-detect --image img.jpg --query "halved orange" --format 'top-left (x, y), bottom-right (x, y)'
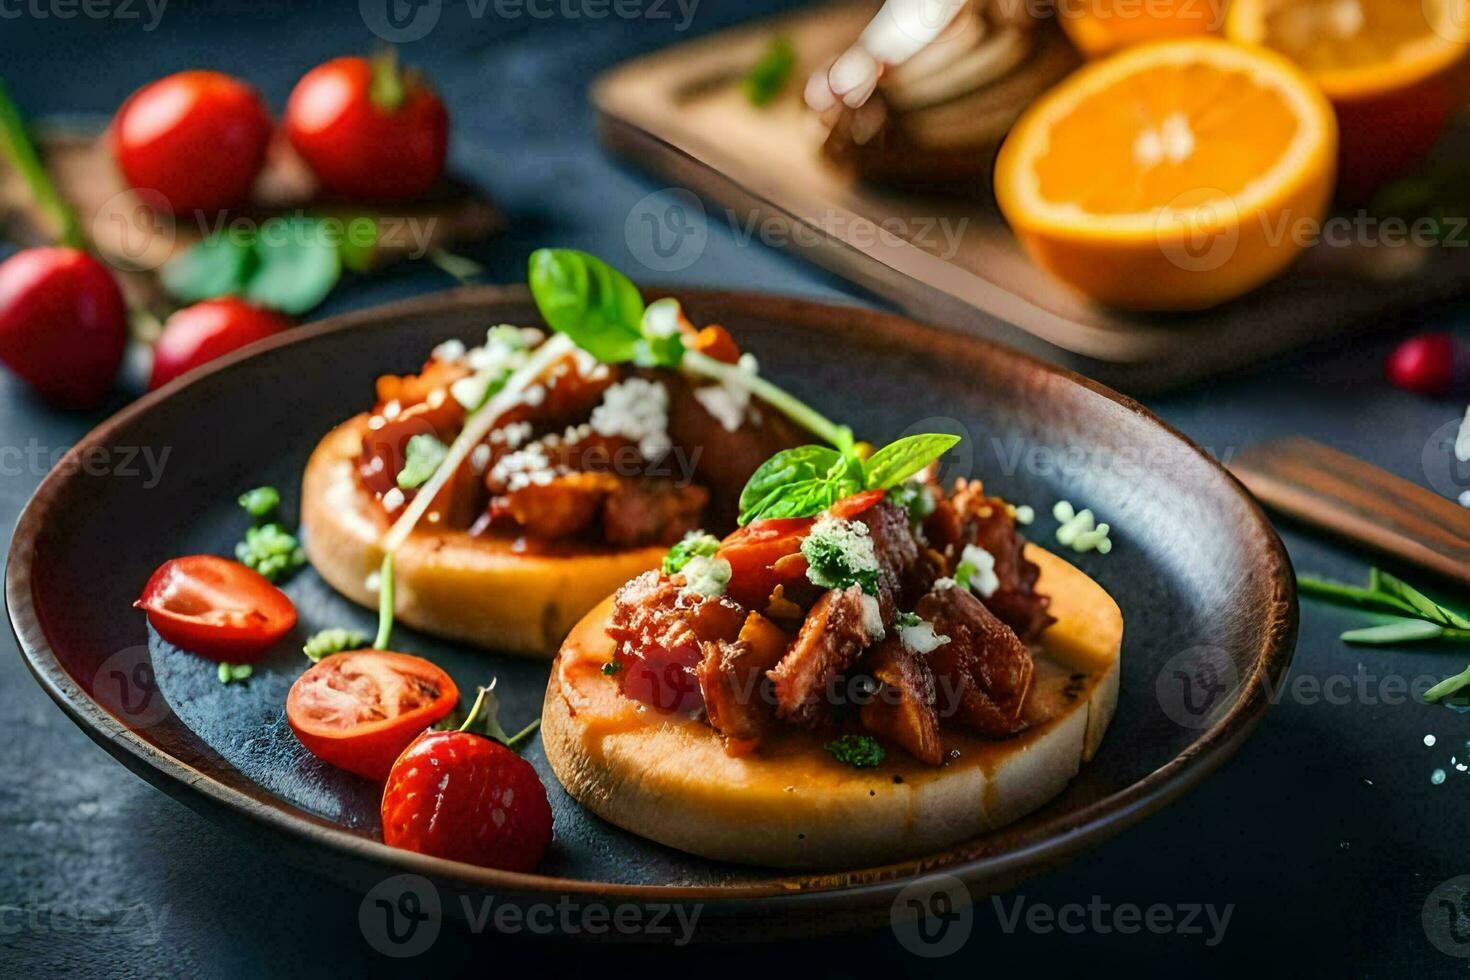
top-left (1059, 0), bottom-right (1223, 59)
top-left (994, 38), bottom-right (1337, 312)
top-left (1227, 0), bottom-right (1470, 200)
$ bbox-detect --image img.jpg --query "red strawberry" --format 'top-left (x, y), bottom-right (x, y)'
top-left (0, 247), bottom-right (127, 409)
top-left (380, 687), bottom-right (552, 872)
top-left (149, 298), bottom-right (291, 390)
top-left (1385, 333), bottom-right (1458, 396)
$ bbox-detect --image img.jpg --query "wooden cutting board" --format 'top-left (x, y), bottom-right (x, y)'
top-left (0, 119), bottom-right (504, 316)
top-left (593, 0), bottom-right (1470, 392)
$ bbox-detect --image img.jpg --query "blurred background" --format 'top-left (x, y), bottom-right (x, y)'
top-left (2, 1), bottom-right (1468, 975)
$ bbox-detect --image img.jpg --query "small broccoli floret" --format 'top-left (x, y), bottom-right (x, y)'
top-left (237, 486), bottom-right (280, 519)
top-left (236, 523), bottom-right (306, 582)
top-left (824, 734), bottom-right (885, 769)
top-left (396, 433), bottom-right (449, 490)
top-left (802, 516), bottom-right (879, 595)
top-left (217, 663), bottom-right (253, 685)
top-left (662, 530), bottom-right (721, 575)
top-left (302, 628), bottom-right (367, 663)
top-left (886, 480), bottom-right (935, 524)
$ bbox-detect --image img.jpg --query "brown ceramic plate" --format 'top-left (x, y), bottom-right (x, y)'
top-left (5, 286), bottom-right (1295, 940)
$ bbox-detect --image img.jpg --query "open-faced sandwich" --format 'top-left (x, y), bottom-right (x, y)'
top-left (302, 249), bottom-right (836, 655)
top-left (543, 435), bottom-right (1122, 869)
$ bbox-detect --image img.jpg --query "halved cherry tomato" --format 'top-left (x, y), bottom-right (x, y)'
top-left (717, 490), bottom-right (889, 606)
top-left (286, 651), bottom-right (458, 781)
top-left (717, 516), bottom-right (813, 607)
top-left (828, 488), bottom-right (886, 519)
top-left (111, 71), bottom-right (272, 213)
top-left (135, 555), bottom-right (296, 661)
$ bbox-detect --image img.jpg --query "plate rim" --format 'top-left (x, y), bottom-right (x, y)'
top-left (5, 283), bottom-right (1298, 908)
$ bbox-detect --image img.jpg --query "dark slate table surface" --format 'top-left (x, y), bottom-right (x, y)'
top-left (2, 3), bottom-right (1467, 976)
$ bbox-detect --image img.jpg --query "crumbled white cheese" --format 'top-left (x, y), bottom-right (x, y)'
top-left (432, 338), bottom-right (467, 362)
top-left (590, 377), bottom-right (671, 459)
top-left (452, 324), bottom-right (536, 410)
top-left (960, 544), bottom-right (1000, 598)
top-left (680, 556), bottom-right (732, 598)
top-left (381, 487), bottom-right (406, 513)
top-left (933, 577), bottom-right (957, 590)
top-left (802, 515), bottom-right (881, 592)
top-left (899, 618), bottom-right (950, 654)
top-left (859, 594), bottom-right (885, 641)
top-left (642, 297), bottom-right (683, 338)
top-left (1013, 504), bottom-right (1035, 525)
top-left (692, 352), bottom-right (760, 433)
top-left (382, 399), bottom-right (401, 420)
top-left (489, 444), bottom-right (560, 492)
top-left (470, 443), bottom-right (492, 473)
top-left (1457, 406), bottom-right (1470, 463)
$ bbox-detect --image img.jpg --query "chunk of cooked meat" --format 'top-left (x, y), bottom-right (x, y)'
top-left (602, 479), bottom-right (709, 547)
top-left (924, 478), bottom-right (1054, 641)
top-left (860, 637), bottom-right (943, 765)
top-left (856, 499), bottom-right (926, 624)
top-left (490, 471), bottom-right (622, 539)
top-left (698, 612), bottom-right (791, 743)
top-left (767, 585), bottom-right (878, 727)
top-left (917, 584), bottom-right (1034, 737)
top-left (663, 372), bottom-right (809, 529)
top-left (607, 571), bottom-right (745, 714)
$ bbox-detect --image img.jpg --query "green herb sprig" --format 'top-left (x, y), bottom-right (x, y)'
top-left (744, 35), bottom-right (796, 107)
top-left (303, 628), bottom-right (368, 663)
top-left (1298, 568), bottom-right (1470, 706)
top-left (527, 248), bottom-right (849, 448)
top-left (738, 432), bottom-right (959, 525)
top-left (824, 734), bottom-right (885, 768)
top-left (1297, 568), bottom-right (1470, 643)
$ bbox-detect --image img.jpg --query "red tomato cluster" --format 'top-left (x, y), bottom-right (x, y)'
top-left (111, 56), bottom-right (449, 214)
top-left (134, 553), bottom-right (553, 873)
top-left (0, 55), bottom-right (450, 408)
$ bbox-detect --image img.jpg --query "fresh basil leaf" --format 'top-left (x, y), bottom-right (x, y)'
top-left (528, 248), bottom-right (644, 363)
top-left (863, 434), bottom-right (962, 490)
top-left (1373, 570), bottom-right (1470, 629)
top-left (160, 232), bottom-right (254, 302)
top-left (744, 478), bottom-right (844, 522)
top-left (245, 217), bottom-right (342, 314)
top-left (1340, 619), bottom-right (1446, 645)
top-left (738, 445), bottom-right (843, 524)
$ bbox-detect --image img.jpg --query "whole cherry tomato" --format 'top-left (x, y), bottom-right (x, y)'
top-left (149, 298), bottom-right (291, 390)
top-left (285, 54), bottom-right (448, 201)
top-left (0, 247), bottom-right (127, 409)
top-left (135, 555), bottom-right (297, 661)
top-left (287, 651), bottom-right (459, 781)
top-left (381, 691), bottom-right (552, 871)
top-left (111, 70), bottom-right (272, 213)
